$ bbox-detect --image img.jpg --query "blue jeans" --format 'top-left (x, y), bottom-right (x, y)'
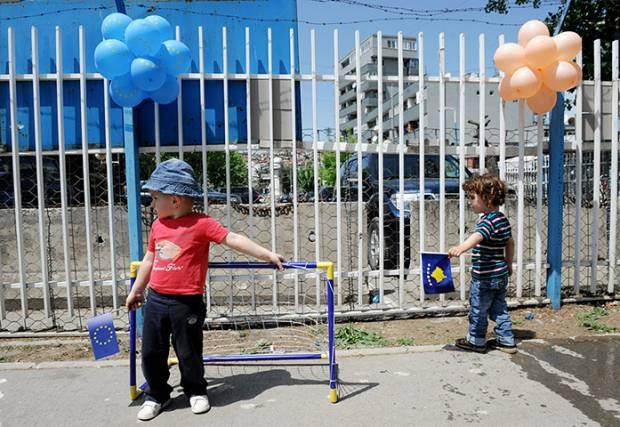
top-left (467, 277), bottom-right (515, 347)
top-left (141, 290), bottom-right (207, 403)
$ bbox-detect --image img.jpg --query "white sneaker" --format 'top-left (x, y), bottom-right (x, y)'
top-left (189, 395), bottom-right (211, 414)
top-left (137, 400), bottom-right (167, 421)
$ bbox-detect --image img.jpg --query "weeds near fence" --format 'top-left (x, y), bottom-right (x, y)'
top-left (335, 324), bottom-right (389, 349)
top-left (577, 307), bottom-right (618, 333)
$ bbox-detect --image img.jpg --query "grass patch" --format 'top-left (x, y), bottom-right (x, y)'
top-left (335, 324), bottom-right (389, 349)
top-left (577, 307), bottom-right (618, 333)
top-left (395, 338), bottom-right (415, 346)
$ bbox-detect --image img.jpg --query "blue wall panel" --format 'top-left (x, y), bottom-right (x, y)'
top-left (0, 0), bottom-right (299, 150)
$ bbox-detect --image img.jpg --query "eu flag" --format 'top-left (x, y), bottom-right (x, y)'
top-left (87, 312), bottom-right (120, 360)
top-left (421, 252), bottom-right (455, 294)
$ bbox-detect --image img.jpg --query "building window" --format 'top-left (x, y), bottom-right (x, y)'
top-left (341, 58), bottom-right (350, 68)
top-left (386, 39), bottom-right (397, 49)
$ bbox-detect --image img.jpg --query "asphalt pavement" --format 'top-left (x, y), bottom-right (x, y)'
top-left (1, 337), bottom-right (618, 426)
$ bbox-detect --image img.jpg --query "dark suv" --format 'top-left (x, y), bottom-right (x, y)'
top-left (340, 153), bottom-right (470, 270)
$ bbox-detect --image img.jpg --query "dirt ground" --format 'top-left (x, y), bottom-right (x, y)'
top-left (0, 302), bottom-right (618, 363)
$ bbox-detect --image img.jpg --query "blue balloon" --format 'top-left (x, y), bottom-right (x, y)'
top-left (125, 19), bottom-right (163, 57)
top-left (155, 40), bottom-right (191, 75)
top-left (94, 40), bottom-right (133, 79)
top-left (148, 74), bottom-right (180, 104)
top-left (130, 58), bottom-right (166, 92)
top-left (109, 74), bottom-right (145, 108)
top-left (144, 15), bottom-right (173, 42)
top-left (101, 13), bottom-right (132, 41)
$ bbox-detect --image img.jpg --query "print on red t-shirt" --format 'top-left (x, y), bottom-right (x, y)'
top-left (147, 212), bottom-right (229, 295)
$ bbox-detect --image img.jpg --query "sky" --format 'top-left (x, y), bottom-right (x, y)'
top-left (294, 0), bottom-right (563, 137)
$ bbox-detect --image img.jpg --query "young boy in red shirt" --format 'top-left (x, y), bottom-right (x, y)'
top-left (126, 159), bottom-right (284, 421)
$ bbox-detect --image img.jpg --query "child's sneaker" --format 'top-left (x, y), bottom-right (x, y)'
top-left (455, 338), bottom-right (487, 353)
top-left (137, 399), bottom-right (169, 421)
top-left (487, 339), bottom-right (517, 354)
top-left (189, 395), bottom-right (211, 414)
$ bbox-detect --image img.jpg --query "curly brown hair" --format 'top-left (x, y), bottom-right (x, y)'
top-left (462, 173), bottom-right (507, 207)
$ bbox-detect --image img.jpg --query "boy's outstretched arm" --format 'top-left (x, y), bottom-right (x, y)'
top-left (223, 232), bottom-right (285, 270)
top-left (505, 236), bottom-right (515, 276)
top-left (126, 251), bottom-right (155, 311)
top-left (448, 232), bottom-right (483, 258)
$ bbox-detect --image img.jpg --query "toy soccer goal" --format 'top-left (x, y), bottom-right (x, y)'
top-left (128, 261), bottom-right (338, 404)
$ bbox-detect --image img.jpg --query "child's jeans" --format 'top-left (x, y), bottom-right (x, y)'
top-left (141, 289), bottom-right (207, 404)
top-left (467, 277), bottom-right (515, 347)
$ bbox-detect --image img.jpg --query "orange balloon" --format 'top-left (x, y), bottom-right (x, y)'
top-left (554, 31), bottom-right (582, 60)
top-left (526, 85), bottom-right (557, 114)
top-left (518, 20), bottom-right (549, 47)
top-left (494, 43), bottom-right (526, 74)
top-left (510, 66), bottom-right (542, 99)
top-left (570, 61), bottom-right (583, 88)
top-left (542, 60), bottom-right (580, 91)
top-left (525, 35), bottom-right (558, 68)
top-left (499, 75), bottom-right (518, 101)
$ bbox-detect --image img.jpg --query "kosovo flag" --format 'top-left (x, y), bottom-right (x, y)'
top-left (87, 312), bottom-right (120, 360)
top-left (421, 252), bottom-right (455, 294)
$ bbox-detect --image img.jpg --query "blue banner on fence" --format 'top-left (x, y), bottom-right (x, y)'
top-left (421, 252), bottom-right (455, 294)
top-left (87, 312), bottom-right (120, 360)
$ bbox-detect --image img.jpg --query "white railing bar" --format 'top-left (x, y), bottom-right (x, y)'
top-left (397, 32), bottom-right (405, 307)
top-left (535, 115), bottom-right (543, 297)
top-left (311, 29), bottom-right (322, 311)
top-left (498, 35), bottom-right (507, 183)
top-left (223, 27), bottom-right (232, 232)
top-left (176, 26), bottom-right (184, 160)
top-left (103, 77), bottom-right (118, 310)
top-left (334, 29), bottom-right (343, 307)
top-left (31, 26), bottom-right (51, 317)
top-left (55, 26), bottom-right (74, 317)
top-left (248, 27), bottom-right (257, 311)
top-left (154, 102), bottom-right (161, 164)
top-left (79, 26), bottom-right (96, 315)
top-left (8, 27), bottom-right (28, 322)
top-left (574, 51), bottom-right (584, 293)
top-left (377, 31), bottom-right (385, 301)
top-left (222, 27), bottom-right (233, 313)
top-left (516, 100), bottom-right (525, 298)
top-left (479, 33), bottom-right (486, 174)
top-left (418, 32), bottom-right (426, 303)
top-left (355, 31), bottom-right (364, 308)
top-left (459, 33), bottom-right (467, 301)
top-left (290, 28), bottom-right (300, 311)
top-left (268, 28), bottom-right (277, 310)
top-left (202, 26), bottom-right (211, 312)
top-left (591, 39), bottom-right (602, 293)
top-left (199, 26), bottom-right (209, 217)
top-left (608, 40), bottom-right (618, 294)
top-left (438, 32), bottom-right (446, 305)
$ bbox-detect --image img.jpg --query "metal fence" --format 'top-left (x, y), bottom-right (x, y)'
top-left (0, 26), bottom-right (618, 331)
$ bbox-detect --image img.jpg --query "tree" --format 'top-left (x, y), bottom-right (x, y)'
top-left (297, 164), bottom-right (314, 193)
top-left (485, 0), bottom-right (619, 80)
top-left (320, 151), bottom-right (351, 187)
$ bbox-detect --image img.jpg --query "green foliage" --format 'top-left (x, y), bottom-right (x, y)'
top-left (320, 152), bottom-right (351, 187)
top-left (577, 307), bottom-right (618, 333)
top-left (297, 163), bottom-right (315, 193)
top-left (335, 324), bottom-right (389, 349)
top-left (485, 0), bottom-right (619, 80)
top-left (395, 337), bottom-right (415, 346)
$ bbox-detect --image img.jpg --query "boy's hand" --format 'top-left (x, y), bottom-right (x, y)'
top-left (125, 289), bottom-right (144, 312)
top-left (267, 252), bottom-right (285, 271)
top-left (507, 264), bottom-right (513, 276)
top-left (447, 246), bottom-right (462, 258)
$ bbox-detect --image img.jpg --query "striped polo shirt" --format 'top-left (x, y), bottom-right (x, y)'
top-left (472, 211), bottom-right (512, 280)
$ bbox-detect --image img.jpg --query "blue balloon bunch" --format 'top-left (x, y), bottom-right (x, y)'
top-left (94, 13), bottom-right (191, 107)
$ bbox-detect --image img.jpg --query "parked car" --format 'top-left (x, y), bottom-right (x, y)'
top-left (0, 156), bottom-right (62, 208)
top-left (215, 186), bottom-right (262, 204)
top-left (340, 153), bottom-right (471, 270)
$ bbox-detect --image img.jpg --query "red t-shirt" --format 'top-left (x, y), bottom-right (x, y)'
top-left (147, 212), bottom-right (229, 295)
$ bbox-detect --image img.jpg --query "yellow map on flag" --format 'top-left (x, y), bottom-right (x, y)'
top-left (431, 266), bottom-right (447, 284)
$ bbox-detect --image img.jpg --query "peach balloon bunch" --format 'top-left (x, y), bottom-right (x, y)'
top-left (494, 20), bottom-right (582, 114)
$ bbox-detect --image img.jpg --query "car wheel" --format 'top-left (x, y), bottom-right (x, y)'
top-left (367, 217), bottom-right (410, 270)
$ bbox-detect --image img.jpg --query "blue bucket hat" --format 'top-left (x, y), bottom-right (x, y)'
top-left (142, 159), bottom-right (204, 199)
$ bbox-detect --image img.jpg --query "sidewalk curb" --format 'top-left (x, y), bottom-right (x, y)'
top-left (0, 344), bottom-right (445, 371)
